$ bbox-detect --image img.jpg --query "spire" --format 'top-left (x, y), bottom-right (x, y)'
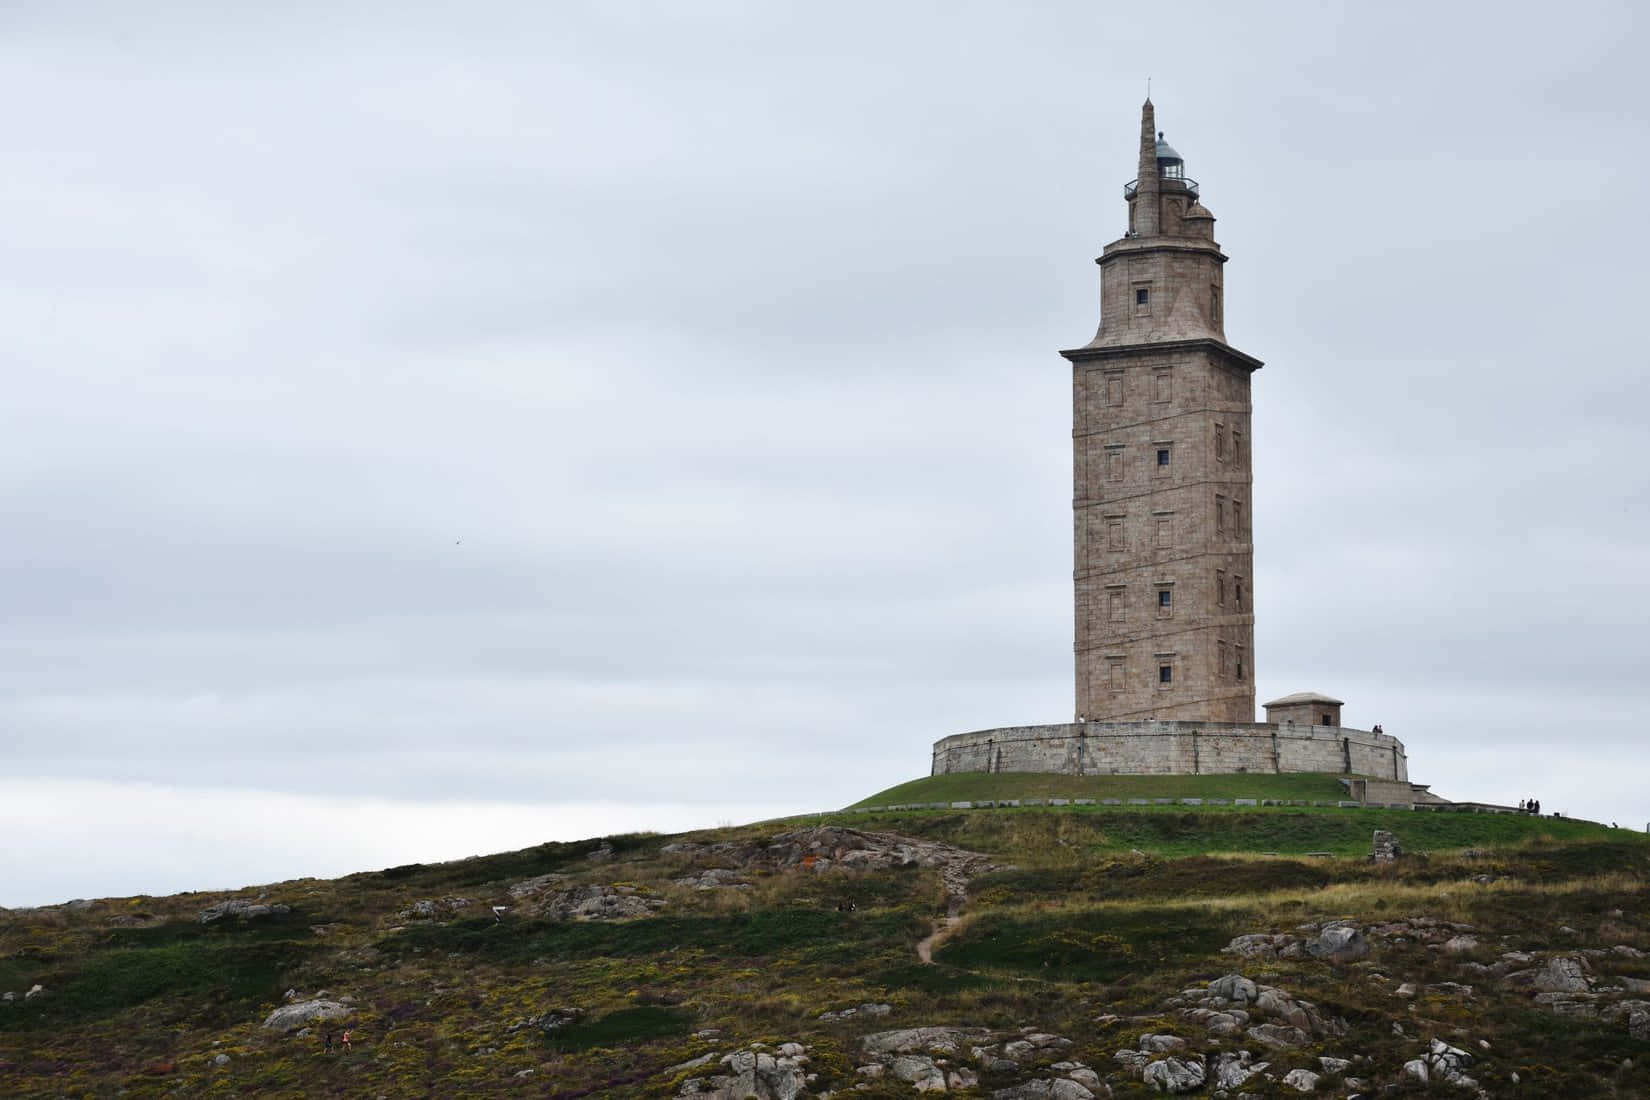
top-left (1134, 98), bottom-right (1161, 235)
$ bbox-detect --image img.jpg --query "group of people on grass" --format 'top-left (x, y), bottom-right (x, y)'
top-left (321, 1029), bottom-right (353, 1053)
top-left (1519, 797), bottom-right (1542, 814)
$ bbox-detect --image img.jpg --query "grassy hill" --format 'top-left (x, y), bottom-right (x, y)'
top-left (3, 785), bottom-right (1649, 1097)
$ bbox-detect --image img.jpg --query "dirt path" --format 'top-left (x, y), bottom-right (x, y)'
top-left (916, 913), bottom-right (963, 963)
top-left (916, 861), bottom-right (976, 964)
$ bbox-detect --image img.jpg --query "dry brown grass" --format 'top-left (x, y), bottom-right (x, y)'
top-left (954, 869), bottom-right (1649, 927)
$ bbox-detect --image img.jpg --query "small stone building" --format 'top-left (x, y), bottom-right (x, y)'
top-left (1263, 692), bottom-right (1344, 728)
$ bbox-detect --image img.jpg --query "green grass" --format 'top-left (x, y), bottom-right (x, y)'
top-left (0, 939), bottom-right (309, 1033)
top-left (102, 914), bottom-right (314, 948)
top-left (832, 803), bottom-right (1633, 860)
top-left (968, 855), bottom-right (1334, 906)
top-left (544, 1005), bottom-right (697, 1052)
top-left (851, 771), bottom-right (1362, 806)
top-left (380, 908), bottom-right (929, 967)
top-left (936, 904), bottom-right (1237, 982)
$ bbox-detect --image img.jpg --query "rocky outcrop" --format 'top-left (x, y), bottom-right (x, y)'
top-left (1602, 999), bottom-right (1650, 1039)
top-left (991, 1082), bottom-right (1094, 1099)
top-left (1416, 1037), bottom-right (1479, 1090)
top-left (1114, 1033), bottom-right (1214, 1092)
top-left (854, 1027), bottom-right (1096, 1095)
top-left (1367, 915), bottom-right (1478, 946)
top-left (676, 1043), bottom-right (810, 1099)
top-left (1282, 1066), bottom-right (1319, 1091)
top-left (1305, 920), bottom-right (1369, 964)
top-left (818, 1002), bottom-right (890, 1022)
top-left (856, 1028), bottom-right (988, 1093)
top-left (1372, 829), bottom-right (1402, 862)
top-left (1210, 1050), bottom-right (1270, 1090)
top-left (1247, 1023), bottom-right (1312, 1048)
top-left (665, 827), bottom-right (993, 879)
top-left (534, 1008), bottom-right (582, 1033)
top-left (860, 1026), bottom-right (991, 1057)
top-left (1164, 973), bottom-right (1348, 1050)
top-left (200, 899), bottom-right (290, 924)
top-left (1505, 954), bottom-right (1591, 994)
top-left (1137, 1033), bottom-right (1185, 1053)
top-left (398, 897), bottom-right (473, 920)
top-left (1224, 918), bottom-right (1369, 965)
top-left (262, 999), bottom-right (351, 1032)
top-left (1223, 932), bottom-right (1304, 960)
top-left (673, 868), bottom-right (749, 891)
top-left (541, 885), bottom-right (664, 921)
top-left (1141, 1056), bottom-right (1204, 1093)
top-left (506, 873), bottom-right (568, 899)
top-left (1112, 1049), bottom-right (1151, 1075)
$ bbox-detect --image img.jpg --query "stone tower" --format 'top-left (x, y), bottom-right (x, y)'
top-left (1062, 99), bottom-right (1261, 723)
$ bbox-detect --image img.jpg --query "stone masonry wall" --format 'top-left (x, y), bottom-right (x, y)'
top-left (931, 721), bottom-right (1408, 782)
top-left (1070, 344), bottom-right (1256, 724)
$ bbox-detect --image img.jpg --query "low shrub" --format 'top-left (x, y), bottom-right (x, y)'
top-left (543, 1005), bottom-right (694, 1051)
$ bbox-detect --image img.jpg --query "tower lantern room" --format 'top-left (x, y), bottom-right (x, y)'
top-left (1154, 132), bottom-right (1193, 188)
top-left (1123, 128), bottom-right (1201, 209)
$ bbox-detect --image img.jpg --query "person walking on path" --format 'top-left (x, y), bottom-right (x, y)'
top-left (341, 1029), bottom-right (352, 1052)
top-left (323, 1032), bottom-right (333, 1053)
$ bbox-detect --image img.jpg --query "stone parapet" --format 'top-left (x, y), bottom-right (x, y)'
top-left (931, 721), bottom-right (1407, 782)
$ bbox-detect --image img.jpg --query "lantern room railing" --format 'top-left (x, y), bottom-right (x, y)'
top-left (1124, 176), bottom-right (1199, 199)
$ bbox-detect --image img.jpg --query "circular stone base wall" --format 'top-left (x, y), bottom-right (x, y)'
top-left (931, 721), bottom-right (1407, 781)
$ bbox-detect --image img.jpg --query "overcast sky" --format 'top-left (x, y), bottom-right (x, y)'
top-left (3, 1), bottom-right (1648, 907)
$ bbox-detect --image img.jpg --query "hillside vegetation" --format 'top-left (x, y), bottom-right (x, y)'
top-left (3, 782), bottom-right (1649, 1097)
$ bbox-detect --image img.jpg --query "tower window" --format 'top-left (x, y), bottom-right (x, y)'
top-left (1215, 424), bottom-right (1227, 460)
top-left (1107, 658), bottom-right (1124, 692)
top-left (1236, 646), bottom-right (1246, 681)
top-left (1153, 370), bottom-right (1172, 403)
top-left (1234, 577), bottom-right (1244, 609)
top-left (1154, 515), bottom-right (1173, 548)
top-left (1106, 518), bottom-right (1124, 551)
top-left (1136, 288), bottom-right (1149, 305)
top-left (1218, 640), bottom-right (1229, 675)
top-left (1216, 569), bottom-right (1226, 605)
top-left (1156, 447), bottom-right (1170, 467)
top-left (1322, 714), bottom-right (1333, 726)
top-left (1105, 447), bottom-right (1123, 481)
top-left (1215, 495), bottom-right (1227, 533)
top-left (1159, 664), bottom-right (1173, 685)
top-left (1233, 500), bottom-right (1244, 537)
top-left (1157, 588), bottom-right (1172, 617)
top-left (1104, 372), bottom-right (1123, 406)
top-left (1107, 586), bottom-right (1126, 622)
